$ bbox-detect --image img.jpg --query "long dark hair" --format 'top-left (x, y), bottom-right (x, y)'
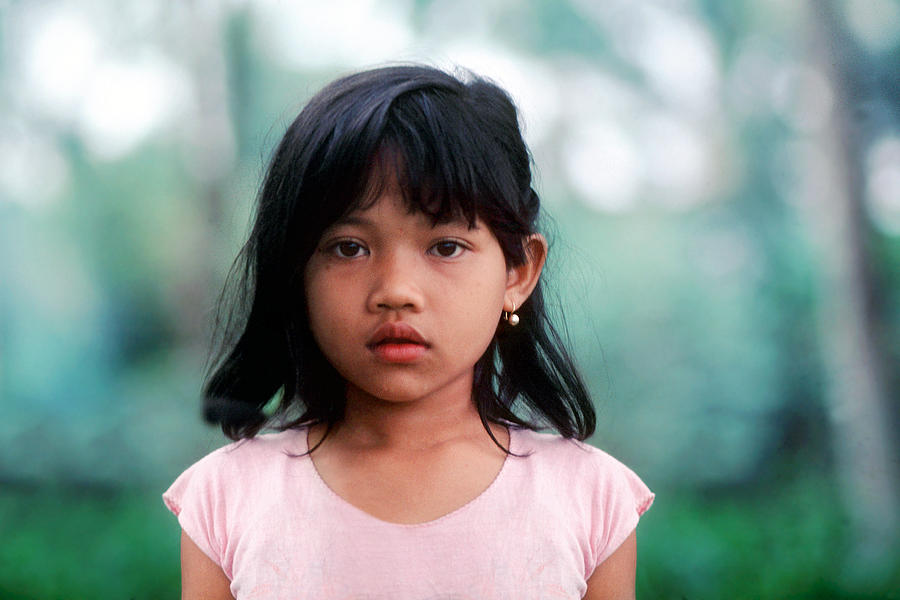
top-left (204, 64), bottom-right (595, 448)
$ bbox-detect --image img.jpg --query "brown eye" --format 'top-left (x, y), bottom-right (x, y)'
top-left (429, 241), bottom-right (464, 258)
top-left (331, 241), bottom-right (367, 258)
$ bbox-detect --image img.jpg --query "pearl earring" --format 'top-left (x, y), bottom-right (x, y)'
top-left (504, 303), bottom-right (520, 326)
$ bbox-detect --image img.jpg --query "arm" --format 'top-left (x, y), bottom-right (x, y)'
top-left (582, 530), bottom-right (637, 600)
top-left (180, 529), bottom-right (234, 600)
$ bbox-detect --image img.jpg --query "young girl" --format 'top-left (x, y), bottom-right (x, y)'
top-left (164, 64), bottom-right (653, 600)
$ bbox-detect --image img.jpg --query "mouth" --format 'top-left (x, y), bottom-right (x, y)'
top-left (367, 322), bottom-right (429, 363)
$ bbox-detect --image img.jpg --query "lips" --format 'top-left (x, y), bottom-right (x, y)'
top-left (367, 322), bottom-right (429, 363)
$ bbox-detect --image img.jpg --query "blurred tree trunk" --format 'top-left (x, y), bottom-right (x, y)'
top-left (171, 2), bottom-right (237, 353)
top-left (800, 0), bottom-right (899, 577)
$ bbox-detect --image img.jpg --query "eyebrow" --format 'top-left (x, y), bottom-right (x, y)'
top-left (332, 215), bottom-right (373, 227)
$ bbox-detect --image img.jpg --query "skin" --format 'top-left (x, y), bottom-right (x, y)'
top-left (180, 190), bottom-right (638, 598)
top-left (583, 531), bottom-right (638, 600)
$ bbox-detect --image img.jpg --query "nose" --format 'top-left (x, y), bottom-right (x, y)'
top-left (366, 250), bottom-right (424, 313)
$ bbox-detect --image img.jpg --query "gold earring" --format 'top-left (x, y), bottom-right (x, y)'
top-left (504, 303), bottom-right (520, 326)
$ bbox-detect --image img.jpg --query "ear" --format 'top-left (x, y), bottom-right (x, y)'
top-left (504, 234), bottom-right (547, 312)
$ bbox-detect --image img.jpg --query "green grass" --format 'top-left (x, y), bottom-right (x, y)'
top-left (637, 475), bottom-right (900, 599)
top-left (1, 485), bottom-right (180, 600)
top-left (2, 476), bottom-right (897, 599)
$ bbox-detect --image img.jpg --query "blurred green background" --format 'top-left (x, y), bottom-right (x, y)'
top-left (2, 0), bottom-right (899, 598)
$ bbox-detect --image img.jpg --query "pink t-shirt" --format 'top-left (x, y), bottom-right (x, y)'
top-left (164, 427), bottom-right (653, 599)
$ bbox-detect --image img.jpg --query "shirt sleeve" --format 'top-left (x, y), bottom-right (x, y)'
top-left (162, 448), bottom-right (231, 570)
top-left (589, 453), bottom-right (655, 570)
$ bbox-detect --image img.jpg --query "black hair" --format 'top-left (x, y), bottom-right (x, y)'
top-left (204, 64), bottom-right (595, 449)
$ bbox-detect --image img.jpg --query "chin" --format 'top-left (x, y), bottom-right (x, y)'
top-left (347, 382), bottom-right (431, 405)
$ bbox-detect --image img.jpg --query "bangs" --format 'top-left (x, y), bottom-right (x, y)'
top-left (354, 144), bottom-right (479, 228)
top-left (314, 81), bottom-right (519, 232)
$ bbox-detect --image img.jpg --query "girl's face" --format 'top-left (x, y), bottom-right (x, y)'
top-left (304, 189), bottom-right (515, 407)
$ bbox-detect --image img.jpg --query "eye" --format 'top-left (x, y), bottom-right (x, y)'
top-left (327, 240), bottom-right (368, 258)
top-left (428, 240), bottom-right (466, 258)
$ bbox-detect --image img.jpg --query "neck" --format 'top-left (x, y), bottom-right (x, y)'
top-left (323, 383), bottom-right (494, 451)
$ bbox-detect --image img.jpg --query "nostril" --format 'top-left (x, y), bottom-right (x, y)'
top-left (376, 301), bottom-right (416, 310)
top-left (369, 275), bottom-right (424, 312)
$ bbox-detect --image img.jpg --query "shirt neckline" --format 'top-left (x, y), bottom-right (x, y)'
top-left (302, 426), bottom-right (517, 529)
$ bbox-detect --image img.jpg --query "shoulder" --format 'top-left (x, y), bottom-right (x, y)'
top-left (187, 428), bottom-right (304, 475)
top-left (512, 428), bottom-right (631, 474)
top-left (510, 428), bottom-right (654, 515)
top-left (203, 428), bottom-right (308, 467)
top-left (163, 428), bottom-right (308, 515)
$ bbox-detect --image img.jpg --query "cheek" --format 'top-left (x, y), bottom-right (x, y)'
top-left (449, 278), bottom-right (507, 345)
top-left (304, 269), bottom-right (347, 349)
